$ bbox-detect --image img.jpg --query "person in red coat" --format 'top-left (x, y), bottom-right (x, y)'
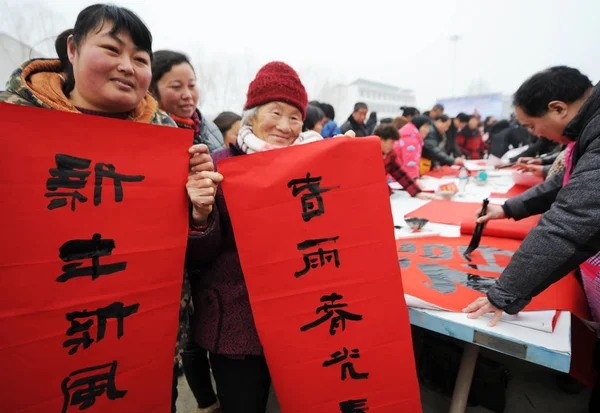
top-left (456, 115), bottom-right (485, 159)
top-left (185, 61), bottom-right (321, 413)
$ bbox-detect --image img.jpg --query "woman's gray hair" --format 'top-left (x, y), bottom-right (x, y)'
top-left (241, 107), bottom-right (259, 126)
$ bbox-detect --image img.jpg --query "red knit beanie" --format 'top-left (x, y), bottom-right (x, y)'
top-left (244, 61), bottom-right (308, 120)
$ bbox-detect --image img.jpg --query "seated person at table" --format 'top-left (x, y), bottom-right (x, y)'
top-left (375, 124), bottom-right (431, 200)
top-left (463, 66), bottom-right (600, 412)
top-left (456, 115), bottom-right (485, 159)
top-left (423, 114), bottom-right (465, 169)
top-left (445, 112), bottom-right (470, 157)
top-left (516, 148), bottom-right (568, 181)
top-left (396, 115), bottom-right (431, 179)
top-left (509, 135), bottom-right (561, 162)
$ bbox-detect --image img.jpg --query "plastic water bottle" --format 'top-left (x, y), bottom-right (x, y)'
top-left (458, 167), bottom-right (469, 192)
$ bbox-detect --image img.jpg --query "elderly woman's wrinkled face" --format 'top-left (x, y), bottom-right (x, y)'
top-left (249, 101), bottom-right (303, 146)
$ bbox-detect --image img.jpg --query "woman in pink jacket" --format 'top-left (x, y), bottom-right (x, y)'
top-left (394, 115), bottom-right (431, 179)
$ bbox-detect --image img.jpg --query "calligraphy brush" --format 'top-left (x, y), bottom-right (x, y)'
top-left (463, 198), bottom-right (490, 262)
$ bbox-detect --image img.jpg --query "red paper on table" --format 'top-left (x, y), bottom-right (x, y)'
top-left (219, 137), bottom-right (422, 413)
top-left (490, 184), bottom-right (530, 198)
top-left (461, 214), bottom-right (540, 240)
top-left (423, 165), bottom-right (461, 178)
top-left (0, 103), bottom-right (190, 413)
top-left (397, 236), bottom-right (589, 320)
top-left (405, 199), bottom-right (473, 225)
top-left (406, 200), bottom-right (540, 240)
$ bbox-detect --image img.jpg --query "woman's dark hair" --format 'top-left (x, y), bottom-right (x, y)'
top-left (490, 119), bottom-right (510, 135)
top-left (461, 116), bottom-right (482, 138)
top-left (455, 112), bottom-right (470, 123)
top-left (353, 102), bottom-right (368, 112)
top-left (55, 29), bottom-right (73, 70)
top-left (303, 104), bottom-right (325, 132)
top-left (391, 116), bottom-right (409, 130)
top-left (400, 106), bottom-right (420, 117)
top-left (213, 111), bottom-right (242, 136)
top-left (319, 102), bottom-right (335, 120)
top-left (56, 4), bottom-right (153, 97)
top-left (434, 114), bottom-right (450, 123)
top-left (483, 116), bottom-right (497, 133)
top-left (150, 50), bottom-right (193, 97)
top-left (514, 66), bottom-right (593, 117)
top-left (374, 124), bottom-right (400, 141)
top-left (411, 115), bottom-right (431, 130)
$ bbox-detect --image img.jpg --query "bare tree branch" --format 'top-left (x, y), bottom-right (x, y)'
top-left (0, 0), bottom-right (67, 83)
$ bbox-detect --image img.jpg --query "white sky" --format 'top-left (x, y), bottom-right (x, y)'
top-left (3, 0), bottom-right (600, 114)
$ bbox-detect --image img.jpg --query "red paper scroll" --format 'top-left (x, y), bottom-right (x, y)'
top-left (406, 200), bottom-right (473, 226)
top-left (461, 214), bottom-right (540, 240)
top-left (490, 184), bottom-right (530, 198)
top-left (423, 165), bottom-right (462, 178)
top-left (397, 235), bottom-right (589, 320)
top-left (219, 137), bottom-right (422, 413)
top-left (405, 200), bottom-right (540, 240)
top-left (0, 103), bottom-right (190, 413)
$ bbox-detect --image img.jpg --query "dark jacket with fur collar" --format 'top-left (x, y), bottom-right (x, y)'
top-left (487, 84), bottom-right (600, 313)
top-left (340, 115), bottom-right (370, 137)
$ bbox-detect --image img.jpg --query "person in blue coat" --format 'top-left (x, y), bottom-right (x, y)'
top-left (319, 102), bottom-right (342, 138)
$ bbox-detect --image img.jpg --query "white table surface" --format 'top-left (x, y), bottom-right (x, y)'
top-left (390, 178), bottom-right (571, 371)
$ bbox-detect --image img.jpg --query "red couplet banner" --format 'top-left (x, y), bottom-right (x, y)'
top-left (405, 200), bottom-right (540, 240)
top-left (0, 103), bottom-right (190, 413)
top-left (397, 235), bottom-right (589, 321)
top-left (218, 137), bottom-right (422, 413)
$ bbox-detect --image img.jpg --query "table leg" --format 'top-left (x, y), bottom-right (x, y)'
top-left (449, 343), bottom-right (480, 413)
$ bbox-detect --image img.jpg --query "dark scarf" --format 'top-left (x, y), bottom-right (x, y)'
top-left (346, 114), bottom-right (369, 136)
top-left (460, 126), bottom-right (481, 138)
top-left (411, 115), bottom-right (431, 131)
top-left (76, 106), bottom-right (130, 120)
top-left (347, 114), bottom-right (361, 128)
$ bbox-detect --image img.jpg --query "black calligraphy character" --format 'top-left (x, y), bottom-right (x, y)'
top-left (63, 302), bottom-right (140, 355)
top-left (418, 263), bottom-right (497, 294)
top-left (340, 399), bottom-right (369, 413)
top-left (300, 293), bottom-right (362, 335)
top-left (94, 163), bottom-right (145, 206)
top-left (323, 347), bottom-right (369, 381)
top-left (458, 246), bottom-right (514, 273)
top-left (61, 361), bottom-right (127, 413)
top-left (287, 173), bottom-right (339, 222)
top-left (295, 237), bottom-right (340, 278)
top-left (45, 154), bottom-right (92, 211)
top-left (57, 234), bottom-right (127, 282)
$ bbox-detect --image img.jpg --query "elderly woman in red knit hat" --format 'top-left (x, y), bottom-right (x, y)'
top-left (184, 61), bottom-right (318, 413)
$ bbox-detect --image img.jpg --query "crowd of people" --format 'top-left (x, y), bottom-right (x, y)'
top-left (2, 3), bottom-right (600, 413)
